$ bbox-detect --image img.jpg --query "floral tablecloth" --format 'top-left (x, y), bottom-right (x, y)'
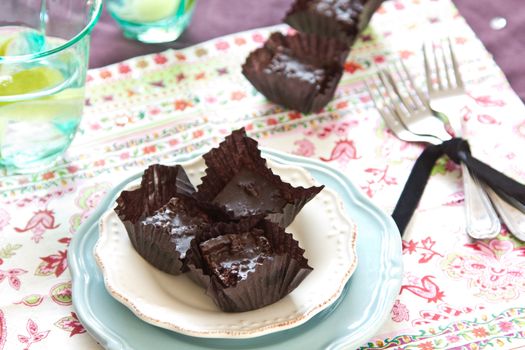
top-left (1, 0), bottom-right (525, 349)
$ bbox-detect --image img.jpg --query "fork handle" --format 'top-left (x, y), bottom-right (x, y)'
top-left (462, 164), bottom-right (501, 239)
top-left (483, 185), bottom-right (525, 241)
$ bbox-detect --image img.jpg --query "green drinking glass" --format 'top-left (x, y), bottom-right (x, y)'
top-left (0, 0), bottom-right (103, 173)
top-left (107, 0), bottom-right (197, 43)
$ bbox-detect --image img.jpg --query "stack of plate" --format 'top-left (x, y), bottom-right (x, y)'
top-left (69, 149), bottom-right (403, 350)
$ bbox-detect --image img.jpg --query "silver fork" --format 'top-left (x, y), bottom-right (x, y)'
top-left (423, 38), bottom-right (464, 134)
top-left (424, 39), bottom-right (525, 241)
top-left (365, 77), bottom-right (441, 145)
top-left (368, 62), bottom-right (501, 240)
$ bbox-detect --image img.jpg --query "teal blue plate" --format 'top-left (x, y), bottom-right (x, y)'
top-left (69, 149), bottom-right (402, 350)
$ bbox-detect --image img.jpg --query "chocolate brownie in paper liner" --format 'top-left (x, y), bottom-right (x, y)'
top-left (195, 128), bottom-right (323, 228)
top-left (115, 164), bottom-right (212, 275)
top-left (284, 0), bottom-right (384, 46)
top-left (242, 32), bottom-right (348, 113)
top-left (186, 219), bottom-right (313, 312)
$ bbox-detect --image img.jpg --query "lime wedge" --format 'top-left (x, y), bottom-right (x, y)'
top-left (0, 65), bottom-right (83, 124)
top-left (0, 36), bottom-right (15, 56)
top-left (0, 66), bottom-right (64, 97)
top-left (120, 0), bottom-right (180, 22)
top-left (0, 87), bottom-right (84, 121)
top-left (0, 34), bottom-right (14, 146)
top-left (185, 0), bottom-right (195, 11)
top-left (1, 30), bottom-right (45, 57)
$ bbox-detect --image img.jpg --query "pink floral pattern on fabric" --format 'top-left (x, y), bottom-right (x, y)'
top-left (54, 312), bottom-right (86, 337)
top-left (0, 268), bottom-right (27, 290)
top-left (401, 275), bottom-right (445, 303)
top-left (50, 281), bottom-right (73, 306)
top-left (15, 295), bottom-right (45, 308)
top-left (14, 209), bottom-right (59, 243)
top-left (293, 139), bottom-right (316, 157)
top-left (17, 319), bottom-right (50, 350)
top-left (320, 139), bottom-right (360, 164)
top-left (360, 308), bottom-right (525, 349)
top-left (392, 300), bottom-right (410, 322)
top-left (441, 239), bottom-right (525, 302)
top-left (403, 237), bottom-right (444, 264)
top-left (411, 303), bottom-right (485, 327)
top-left (0, 310), bottom-right (6, 350)
top-left (69, 183), bottom-right (110, 234)
top-left (361, 166), bottom-right (397, 198)
top-left (0, 209), bottom-right (10, 232)
top-left (36, 238), bottom-right (70, 278)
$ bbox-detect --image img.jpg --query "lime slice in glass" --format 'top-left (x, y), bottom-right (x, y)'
top-left (0, 66), bottom-right (64, 97)
top-left (0, 30), bottom-right (45, 57)
top-left (184, 0), bottom-right (195, 11)
top-left (120, 0), bottom-right (180, 22)
top-left (0, 36), bottom-right (15, 56)
top-left (0, 66), bottom-right (81, 145)
top-left (0, 87), bottom-right (84, 122)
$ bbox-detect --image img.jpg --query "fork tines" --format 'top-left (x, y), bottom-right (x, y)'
top-left (366, 66), bottom-right (413, 118)
top-left (368, 60), bottom-right (430, 121)
top-left (423, 38), bottom-right (464, 94)
top-left (387, 60), bottom-right (429, 114)
top-left (365, 63), bottom-right (439, 144)
top-left (365, 72), bottom-right (398, 124)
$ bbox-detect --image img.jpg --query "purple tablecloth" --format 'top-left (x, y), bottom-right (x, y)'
top-left (89, 0), bottom-right (525, 102)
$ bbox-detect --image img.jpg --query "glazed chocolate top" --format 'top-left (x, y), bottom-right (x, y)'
top-left (200, 230), bottom-right (273, 287)
top-left (264, 52), bottom-right (326, 87)
top-left (308, 0), bottom-right (362, 27)
top-left (142, 197), bottom-right (211, 258)
top-left (213, 168), bottom-right (286, 217)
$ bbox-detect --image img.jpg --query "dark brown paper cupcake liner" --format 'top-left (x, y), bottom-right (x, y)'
top-left (187, 219), bottom-right (312, 312)
top-left (123, 216), bottom-right (186, 275)
top-left (196, 128), bottom-right (323, 227)
top-left (115, 164), bottom-right (195, 222)
top-left (263, 30), bottom-right (349, 66)
top-left (241, 32), bottom-right (348, 114)
top-left (284, 0), bottom-right (384, 46)
top-left (115, 164), bottom-right (204, 275)
top-left (126, 196), bottom-right (213, 275)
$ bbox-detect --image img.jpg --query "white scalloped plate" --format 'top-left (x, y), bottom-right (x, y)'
top-left (94, 157), bottom-right (358, 339)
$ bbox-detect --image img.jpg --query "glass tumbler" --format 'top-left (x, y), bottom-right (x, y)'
top-left (0, 0), bottom-right (103, 173)
top-left (107, 0), bottom-right (196, 43)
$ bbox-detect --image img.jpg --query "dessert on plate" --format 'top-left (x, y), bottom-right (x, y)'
top-left (242, 32), bottom-right (348, 114)
top-left (114, 128), bottom-right (321, 312)
top-left (284, 0), bottom-right (384, 45)
top-left (196, 127), bottom-right (324, 227)
top-left (114, 164), bottom-right (202, 275)
top-left (242, 0), bottom-right (383, 112)
top-left (187, 219), bottom-right (313, 312)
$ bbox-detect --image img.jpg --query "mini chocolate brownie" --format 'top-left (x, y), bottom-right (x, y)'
top-left (212, 168), bottom-right (287, 218)
top-left (284, 0), bottom-right (384, 45)
top-left (116, 164), bottom-right (195, 221)
top-left (306, 0), bottom-right (363, 30)
top-left (187, 219), bottom-right (312, 312)
top-left (115, 164), bottom-right (205, 275)
top-left (242, 32), bottom-right (348, 113)
top-left (142, 196), bottom-right (211, 260)
top-left (197, 128), bottom-right (324, 227)
top-left (199, 229), bottom-right (273, 287)
top-left (265, 51), bottom-right (328, 87)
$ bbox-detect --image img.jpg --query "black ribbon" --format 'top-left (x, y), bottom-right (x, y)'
top-left (392, 138), bottom-right (525, 235)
